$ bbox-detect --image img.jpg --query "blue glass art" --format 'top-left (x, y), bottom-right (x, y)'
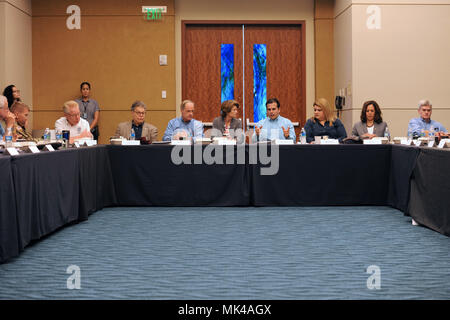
top-left (253, 44), bottom-right (267, 122)
top-left (221, 44), bottom-right (234, 102)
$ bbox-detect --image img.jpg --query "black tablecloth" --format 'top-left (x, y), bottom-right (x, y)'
top-left (107, 145), bottom-right (250, 206)
top-left (2, 144), bottom-right (450, 263)
top-left (387, 145), bottom-right (421, 212)
top-left (77, 146), bottom-right (117, 220)
top-left (11, 150), bottom-right (80, 250)
top-left (0, 156), bottom-right (19, 262)
top-left (409, 148), bottom-right (450, 236)
top-left (251, 145), bottom-right (391, 206)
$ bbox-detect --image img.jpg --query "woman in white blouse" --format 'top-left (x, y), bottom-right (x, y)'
top-left (351, 100), bottom-right (388, 140)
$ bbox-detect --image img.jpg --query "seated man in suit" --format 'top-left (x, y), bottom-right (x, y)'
top-left (162, 100), bottom-right (203, 141)
top-left (115, 101), bottom-right (158, 142)
top-left (251, 98), bottom-right (296, 143)
top-left (55, 100), bottom-right (92, 143)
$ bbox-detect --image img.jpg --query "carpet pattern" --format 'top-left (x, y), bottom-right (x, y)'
top-left (1, 207), bottom-right (449, 299)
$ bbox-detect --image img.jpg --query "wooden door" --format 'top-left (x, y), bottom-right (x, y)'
top-left (244, 24), bottom-right (305, 135)
top-left (182, 22), bottom-right (305, 134)
top-left (183, 24), bottom-right (243, 122)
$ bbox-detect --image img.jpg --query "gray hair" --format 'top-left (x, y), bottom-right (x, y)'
top-left (180, 100), bottom-right (194, 111)
top-left (63, 100), bottom-right (79, 113)
top-left (131, 100), bottom-right (146, 111)
top-left (0, 95), bottom-right (7, 109)
top-left (418, 99), bottom-right (432, 110)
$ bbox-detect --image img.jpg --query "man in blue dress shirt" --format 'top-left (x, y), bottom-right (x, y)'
top-left (251, 98), bottom-right (296, 143)
top-left (408, 100), bottom-right (448, 138)
top-left (163, 100), bottom-right (203, 141)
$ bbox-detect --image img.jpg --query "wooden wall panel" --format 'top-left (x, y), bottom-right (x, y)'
top-left (32, 0), bottom-right (175, 144)
top-left (314, 0), bottom-right (335, 111)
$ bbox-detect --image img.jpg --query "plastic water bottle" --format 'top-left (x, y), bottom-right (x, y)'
top-left (384, 126), bottom-right (390, 142)
top-left (429, 127), bottom-right (435, 140)
top-left (55, 129), bottom-right (62, 142)
top-left (300, 128), bottom-right (307, 144)
top-left (420, 129), bottom-right (425, 138)
top-left (130, 128), bottom-right (135, 140)
top-left (43, 128), bottom-right (50, 141)
top-left (5, 127), bottom-right (13, 148)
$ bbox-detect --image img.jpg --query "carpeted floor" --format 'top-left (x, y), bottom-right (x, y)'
top-left (1, 206), bottom-right (449, 299)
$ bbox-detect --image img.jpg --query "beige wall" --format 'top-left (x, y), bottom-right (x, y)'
top-left (0, 0), bottom-right (33, 127)
top-left (335, 0), bottom-right (450, 137)
top-left (32, 0), bottom-right (175, 143)
top-left (174, 0), bottom-right (316, 120)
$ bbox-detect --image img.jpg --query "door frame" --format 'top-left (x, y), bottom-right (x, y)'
top-left (181, 20), bottom-right (307, 125)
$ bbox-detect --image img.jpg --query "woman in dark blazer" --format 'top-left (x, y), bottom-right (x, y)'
top-left (304, 98), bottom-right (347, 143)
top-left (351, 100), bottom-right (388, 140)
top-left (212, 99), bottom-right (243, 142)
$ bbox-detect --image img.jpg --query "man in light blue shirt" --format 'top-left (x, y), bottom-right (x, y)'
top-left (163, 100), bottom-right (203, 141)
top-left (252, 98), bottom-right (296, 143)
top-left (407, 100), bottom-right (448, 137)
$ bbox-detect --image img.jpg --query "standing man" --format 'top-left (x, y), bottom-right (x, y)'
top-left (252, 98), bottom-right (296, 142)
top-left (75, 82), bottom-right (100, 140)
top-left (408, 100), bottom-right (447, 138)
top-left (0, 95), bottom-right (15, 140)
top-left (55, 101), bottom-right (92, 143)
top-left (115, 101), bottom-right (158, 142)
top-left (163, 100), bottom-right (203, 141)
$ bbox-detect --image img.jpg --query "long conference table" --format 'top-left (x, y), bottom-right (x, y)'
top-left (1, 144), bottom-right (449, 263)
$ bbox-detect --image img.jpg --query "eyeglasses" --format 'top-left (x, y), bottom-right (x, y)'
top-left (134, 111), bottom-right (146, 116)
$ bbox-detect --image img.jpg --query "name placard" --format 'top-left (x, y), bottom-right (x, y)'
top-left (438, 140), bottom-right (446, 149)
top-left (428, 141), bottom-right (435, 148)
top-left (363, 139), bottom-right (382, 145)
top-left (217, 139), bottom-right (236, 145)
top-left (320, 139), bottom-right (339, 145)
top-left (27, 145), bottom-right (41, 153)
top-left (414, 140), bottom-right (422, 147)
top-left (5, 147), bottom-right (19, 156)
top-left (44, 145), bottom-right (55, 152)
top-left (171, 140), bottom-right (191, 145)
top-left (401, 139), bottom-right (412, 146)
top-left (122, 140), bottom-right (141, 146)
top-left (273, 139), bottom-right (294, 145)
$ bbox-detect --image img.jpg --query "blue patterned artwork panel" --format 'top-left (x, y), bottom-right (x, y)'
top-left (221, 44), bottom-right (234, 103)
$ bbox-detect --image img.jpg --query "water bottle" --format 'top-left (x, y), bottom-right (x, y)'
top-left (55, 129), bottom-right (62, 142)
top-left (300, 127), bottom-right (307, 144)
top-left (43, 128), bottom-right (50, 141)
top-left (5, 127), bottom-right (13, 148)
top-left (429, 126), bottom-right (435, 140)
top-left (420, 129), bottom-right (425, 138)
top-left (130, 128), bottom-right (135, 140)
top-left (384, 126), bottom-right (390, 142)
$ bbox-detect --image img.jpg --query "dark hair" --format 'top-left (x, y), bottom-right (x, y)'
top-left (361, 100), bottom-right (383, 124)
top-left (2, 84), bottom-right (20, 108)
top-left (80, 82), bottom-right (91, 90)
top-left (266, 98), bottom-right (280, 109)
top-left (220, 99), bottom-right (240, 118)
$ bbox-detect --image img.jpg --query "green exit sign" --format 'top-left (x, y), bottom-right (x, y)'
top-left (142, 6), bottom-right (166, 21)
